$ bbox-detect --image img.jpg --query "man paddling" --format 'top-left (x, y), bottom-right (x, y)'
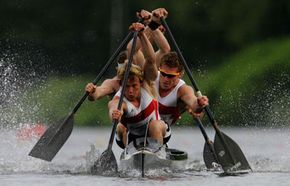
top-left (131, 9), bottom-right (209, 129)
top-left (156, 51), bottom-right (208, 128)
top-left (109, 22), bottom-right (169, 147)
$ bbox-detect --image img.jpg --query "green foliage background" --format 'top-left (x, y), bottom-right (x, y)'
top-left (25, 37), bottom-right (290, 127)
top-left (1, 0), bottom-right (290, 127)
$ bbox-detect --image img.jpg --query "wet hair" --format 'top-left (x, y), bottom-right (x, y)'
top-left (159, 52), bottom-right (184, 73)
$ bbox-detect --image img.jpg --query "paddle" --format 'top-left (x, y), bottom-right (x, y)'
top-left (90, 31), bottom-right (139, 176)
top-left (161, 18), bottom-right (251, 173)
top-left (28, 30), bottom-right (136, 162)
top-left (195, 118), bottom-right (220, 169)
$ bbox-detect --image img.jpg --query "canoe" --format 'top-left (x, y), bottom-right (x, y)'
top-left (119, 137), bottom-right (188, 174)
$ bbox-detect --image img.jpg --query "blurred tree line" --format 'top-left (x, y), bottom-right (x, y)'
top-left (1, 0), bottom-right (290, 75)
top-left (1, 0), bottom-right (290, 127)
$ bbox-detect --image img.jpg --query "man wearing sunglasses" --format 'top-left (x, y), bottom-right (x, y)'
top-left (155, 51), bottom-right (209, 130)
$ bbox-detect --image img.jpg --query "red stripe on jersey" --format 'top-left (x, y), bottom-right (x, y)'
top-left (121, 100), bottom-right (158, 124)
top-left (158, 103), bottom-right (181, 125)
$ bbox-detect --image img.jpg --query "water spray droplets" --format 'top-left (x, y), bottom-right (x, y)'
top-left (253, 73), bottom-right (290, 127)
top-left (0, 51), bottom-right (49, 129)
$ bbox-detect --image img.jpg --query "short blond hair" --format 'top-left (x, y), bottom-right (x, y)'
top-left (117, 61), bottom-right (143, 81)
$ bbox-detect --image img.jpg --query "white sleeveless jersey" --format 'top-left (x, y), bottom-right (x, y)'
top-left (115, 87), bottom-right (159, 135)
top-left (155, 72), bottom-right (185, 125)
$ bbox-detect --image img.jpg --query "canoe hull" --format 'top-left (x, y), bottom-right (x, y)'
top-left (119, 137), bottom-right (188, 171)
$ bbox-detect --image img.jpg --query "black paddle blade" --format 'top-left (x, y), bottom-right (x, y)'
top-left (203, 142), bottom-right (221, 170)
top-left (28, 114), bottom-right (74, 161)
top-left (90, 149), bottom-right (118, 176)
top-left (214, 132), bottom-right (251, 173)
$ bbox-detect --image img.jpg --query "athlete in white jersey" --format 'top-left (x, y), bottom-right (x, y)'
top-left (109, 22), bottom-right (168, 149)
top-left (156, 52), bottom-right (209, 129)
top-left (155, 72), bottom-right (186, 126)
top-left (116, 87), bottom-right (159, 135)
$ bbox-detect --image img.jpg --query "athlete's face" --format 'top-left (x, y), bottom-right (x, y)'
top-left (124, 75), bottom-right (142, 101)
top-left (159, 64), bottom-right (180, 90)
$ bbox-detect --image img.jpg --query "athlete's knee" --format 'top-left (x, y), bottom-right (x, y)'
top-left (117, 123), bottom-right (126, 134)
top-left (116, 123), bottom-right (128, 148)
top-left (148, 120), bottom-right (166, 134)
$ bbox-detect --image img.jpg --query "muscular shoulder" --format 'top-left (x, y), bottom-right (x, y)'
top-left (175, 85), bottom-right (192, 114)
top-left (177, 84), bottom-right (195, 98)
top-left (103, 77), bottom-right (120, 91)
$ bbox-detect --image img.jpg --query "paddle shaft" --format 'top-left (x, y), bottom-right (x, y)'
top-left (141, 153), bottom-right (145, 177)
top-left (72, 33), bottom-right (134, 115)
top-left (29, 20), bottom-right (143, 162)
top-left (29, 29), bottom-right (134, 159)
top-left (71, 19), bottom-right (146, 114)
top-left (46, 30), bottom-right (134, 144)
top-left (161, 18), bottom-right (238, 165)
top-left (107, 31), bottom-right (139, 150)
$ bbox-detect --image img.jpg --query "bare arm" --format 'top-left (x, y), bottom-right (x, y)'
top-left (108, 96), bottom-right (127, 122)
top-left (127, 9), bottom-right (170, 69)
top-left (138, 31), bottom-right (158, 82)
top-left (178, 84), bottom-right (208, 118)
top-left (178, 84), bottom-right (199, 111)
top-left (150, 8), bottom-right (171, 66)
top-left (85, 77), bottom-right (120, 101)
top-left (150, 28), bottom-right (171, 66)
top-left (126, 27), bottom-right (152, 55)
top-left (126, 10), bottom-right (152, 68)
top-left (136, 9), bottom-right (170, 66)
top-left (128, 9), bottom-right (154, 50)
top-left (128, 22), bottom-right (157, 82)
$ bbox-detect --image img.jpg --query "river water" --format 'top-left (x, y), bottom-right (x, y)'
top-left (0, 126), bottom-right (289, 186)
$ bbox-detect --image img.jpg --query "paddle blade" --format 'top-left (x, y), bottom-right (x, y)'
top-left (203, 142), bottom-right (221, 170)
top-left (214, 132), bottom-right (251, 173)
top-left (91, 149), bottom-right (118, 176)
top-left (28, 114), bottom-right (74, 161)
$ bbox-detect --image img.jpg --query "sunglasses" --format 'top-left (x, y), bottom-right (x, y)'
top-left (159, 69), bottom-right (179, 78)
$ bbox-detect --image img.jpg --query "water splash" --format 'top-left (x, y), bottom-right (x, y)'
top-left (0, 129), bottom-right (49, 174)
top-left (85, 144), bottom-right (101, 172)
top-left (0, 51), bottom-right (49, 129)
top-left (249, 72), bottom-right (290, 127)
top-left (0, 48), bottom-right (53, 174)
top-left (214, 72), bottom-right (290, 127)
